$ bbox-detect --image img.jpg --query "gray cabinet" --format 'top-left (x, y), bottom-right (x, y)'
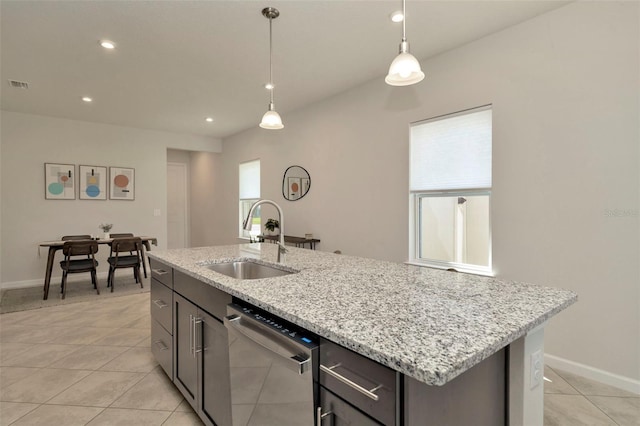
top-left (403, 348), bottom-right (506, 426)
top-left (319, 338), bottom-right (398, 425)
top-left (173, 292), bottom-right (198, 407)
top-left (172, 268), bottom-right (233, 426)
top-left (150, 259), bottom-right (173, 380)
top-left (200, 310), bottom-right (232, 426)
top-left (150, 259), bottom-right (507, 426)
top-left (319, 387), bottom-right (382, 425)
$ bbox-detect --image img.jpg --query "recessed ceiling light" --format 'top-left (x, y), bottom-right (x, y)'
top-left (82, 96), bottom-right (93, 102)
top-left (99, 40), bottom-right (116, 49)
top-left (205, 117), bottom-right (214, 122)
top-left (390, 11), bottom-right (404, 22)
top-left (264, 83), bottom-right (274, 90)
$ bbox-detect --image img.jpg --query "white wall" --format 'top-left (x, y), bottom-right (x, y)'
top-left (0, 111), bottom-right (221, 286)
top-left (190, 151), bottom-right (224, 248)
top-left (201, 2), bottom-right (639, 383)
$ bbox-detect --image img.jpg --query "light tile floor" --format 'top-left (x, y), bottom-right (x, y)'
top-left (1, 290), bottom-right (638, 425)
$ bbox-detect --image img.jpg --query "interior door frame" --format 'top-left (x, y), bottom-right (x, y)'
top-left (167, 161), bottom-right (190, 249)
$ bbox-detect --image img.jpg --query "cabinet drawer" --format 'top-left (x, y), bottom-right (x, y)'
top-left (150, 259), bottom-right (173, 288)
top-left (151, 279), bottom-right (173, 334)
top-left (320, 387), bottom-right (382, 426)
top-left (320, 338), bottom-right (397, 426)
top-left (151, 319), bottom-right (173, 379)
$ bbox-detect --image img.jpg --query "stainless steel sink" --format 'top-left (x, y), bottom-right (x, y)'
top-left (204, 260), bottom-right (295, 280)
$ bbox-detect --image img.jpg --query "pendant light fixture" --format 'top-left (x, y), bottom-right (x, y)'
top-left (385, 0), bottom-right (425, 86)
top-left (259, 7), bottom-right (284, 130)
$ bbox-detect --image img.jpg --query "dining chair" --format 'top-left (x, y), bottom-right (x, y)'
top-left (109, 233), bottom-right (149, 278)
top-left (107, 237), bottom-right (144, 292)
top-left (59, 240), bottom-right (100, 299)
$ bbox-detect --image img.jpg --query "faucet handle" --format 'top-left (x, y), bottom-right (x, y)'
top-left (276, 242), bottom-right (287, 263)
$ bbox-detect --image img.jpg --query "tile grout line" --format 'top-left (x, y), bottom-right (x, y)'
top-left (583, 394), bottom-right (629, 426)
top-left (548, 366), bottom-right (631, 426)
top-left (4, 401), bottom-right (41, 426)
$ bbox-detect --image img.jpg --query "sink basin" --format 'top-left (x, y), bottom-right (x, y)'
top-left (204, 260), bottom-right (295, 280)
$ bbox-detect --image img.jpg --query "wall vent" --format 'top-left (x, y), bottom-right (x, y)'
top-left (8, 80), bottom-right (29, 89)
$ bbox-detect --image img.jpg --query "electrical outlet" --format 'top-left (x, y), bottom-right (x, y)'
top-left (153, 209), bottom-right (161, 217)
top-left (530, 350), bottom-right (543, 389)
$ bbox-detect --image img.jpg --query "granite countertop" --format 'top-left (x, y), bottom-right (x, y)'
top-left (147, 243), bottom-right (577, 386)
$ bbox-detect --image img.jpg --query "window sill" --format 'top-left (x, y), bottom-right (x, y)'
top-left (405, 260), bottom-right (495, 277)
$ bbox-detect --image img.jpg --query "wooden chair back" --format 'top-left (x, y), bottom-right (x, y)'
top-left (110, 237), bottom-right (142, 260)
top-left (62, 240), bottom-right (97, 256)
top-left (61, 235), bottom-right (92, 241)
top-left (62, 240), bottom-right (99, 268)
top-left (109, 233), bottom-right (134, 239)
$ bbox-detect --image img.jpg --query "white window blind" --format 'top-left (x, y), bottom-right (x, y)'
top-left (239, 160), bottom-right (260, 199)
top-left (410, 108), bottom-right (492, 191)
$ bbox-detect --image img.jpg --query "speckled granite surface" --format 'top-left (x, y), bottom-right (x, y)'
top-left (148, 243), bottom-right (577, 386)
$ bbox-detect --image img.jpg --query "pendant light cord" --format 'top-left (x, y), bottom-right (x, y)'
top-left (269, 15), bottom-right (274, 105)
top-left (402, 0), bottom-right (406, 42)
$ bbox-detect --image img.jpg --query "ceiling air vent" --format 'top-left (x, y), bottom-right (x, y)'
top-left (8, 80), bottom-right (29, 89)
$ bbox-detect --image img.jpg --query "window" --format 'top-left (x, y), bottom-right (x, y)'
top-left (239, 160), bottom-right (260, 239)
top-left (409, 106), bottom-right (492, 275)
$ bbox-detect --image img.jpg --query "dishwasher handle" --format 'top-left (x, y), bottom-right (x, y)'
top-left (224, 313), bottom-right (311, 375)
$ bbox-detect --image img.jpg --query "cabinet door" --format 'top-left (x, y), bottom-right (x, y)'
top-left (174, 293), bottom-right (198, 409)
top-left (320, 387), bottom-right (382, 426)
top-left (198, 310), bottom-right (232, 426)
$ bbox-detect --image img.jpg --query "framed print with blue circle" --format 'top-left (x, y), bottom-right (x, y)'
top-left (44, 163), bottom-right (75, 200)
top-left (79, 165), bottom-right (107, 200)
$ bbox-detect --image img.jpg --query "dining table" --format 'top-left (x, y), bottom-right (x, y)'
top-left (38, 236), bottom-right (158, 300)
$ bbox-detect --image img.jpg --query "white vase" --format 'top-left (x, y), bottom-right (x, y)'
top-left (103, 232), bottom-right (110, 239)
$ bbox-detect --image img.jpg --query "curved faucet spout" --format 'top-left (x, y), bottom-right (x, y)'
top-left (243, 199), bottom-right (286, 263)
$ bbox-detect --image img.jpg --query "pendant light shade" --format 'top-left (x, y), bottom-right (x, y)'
top-left (386, 0), bottom-right (424, 86)
top-left (259, 7), bottom-right (284, 129)
top-left (260, 103), bottom-right (284, 129)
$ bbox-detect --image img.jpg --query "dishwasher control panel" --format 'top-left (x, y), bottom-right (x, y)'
top-left (229, 300), bottom-right (318, 349)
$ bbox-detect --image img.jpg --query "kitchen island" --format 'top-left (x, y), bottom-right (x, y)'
top-left (148, 243), bottom-right (576, 425)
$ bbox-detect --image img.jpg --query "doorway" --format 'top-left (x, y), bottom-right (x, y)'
top-left (167, 162), bottom-right (189, 249)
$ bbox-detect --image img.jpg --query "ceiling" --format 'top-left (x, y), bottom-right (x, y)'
top-left (1, 1), bottom-right (570, 140)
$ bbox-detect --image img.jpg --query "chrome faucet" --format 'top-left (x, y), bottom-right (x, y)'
top-left (243, 199), bottom-right (287, 263)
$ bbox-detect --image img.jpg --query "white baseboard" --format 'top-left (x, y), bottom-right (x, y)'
top-left (545, 353), bottom-right (640, 395)
top-left (2, 271), bottom-right (117, 291)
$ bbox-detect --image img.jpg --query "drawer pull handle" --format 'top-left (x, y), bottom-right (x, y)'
top-left (194, 317), bottom-right (203, 354)
top-left (316, 407), bottom-right (332, 426)
top-left (153, 299), bottom-right (168, 309)
top-left (152, 269), bottom-right (168, 276)
top-left (154, 340), bottom-right (169, 351)
top-left (320, 364), bottom-right (380, 401)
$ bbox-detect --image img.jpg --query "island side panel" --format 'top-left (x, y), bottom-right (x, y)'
top-left (508, 323), bottom-right (545, 426)
top-left (404, 348), bottom-right (506, 425)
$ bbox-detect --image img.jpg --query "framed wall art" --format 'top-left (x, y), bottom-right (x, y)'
top-left (79, 165), bottom-right (107, 200)
top-left (288, 177), bottom-right (302, 200)
top-left (109, 167), bottom-right (135, 200)
top-left (44, 163), bottom-right (75, 200)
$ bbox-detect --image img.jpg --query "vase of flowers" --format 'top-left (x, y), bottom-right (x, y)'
top-left (99, 223), bottom-right (113, 239)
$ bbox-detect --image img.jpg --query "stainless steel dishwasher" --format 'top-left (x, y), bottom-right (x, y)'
top-left (224, 302), bottom-right (318, 426)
